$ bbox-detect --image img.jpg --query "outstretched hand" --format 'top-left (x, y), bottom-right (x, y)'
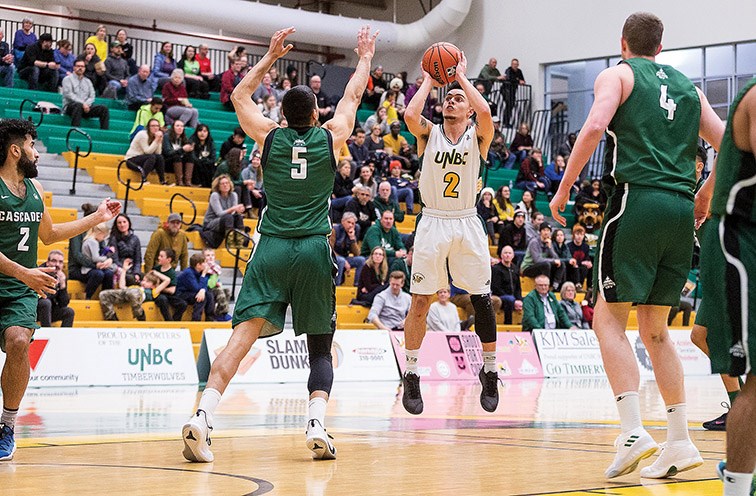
top-left (268, 27), bottom-right (296, 59)
top-left (97, 198), bottom-right (122, 222)
top-left (354, 25), bottom-right (379, 59)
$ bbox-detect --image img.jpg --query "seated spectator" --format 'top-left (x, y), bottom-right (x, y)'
top-left (345, 185), bottom-right (377, 241)
top-left (367, 125), bottom-right (387, 160)
top-left (383, 121), bottom-right (408, 157)
top-left (178, 46), bottom-right (209, 99)
top-left (450, 284), bottom-right (502, 328)
top-left (520, 222), bottom-right (565, 290)
top-left (574, 178), bottom-right (608, 215)
top-left (12, 17), bottom-right (36, 63)
top-left (426, 287), bottom-right (461, 332)
top-left (220, 59), bottom-right (245, 110)
top-left (241, 150), bottom-right (265, 213)
top-left (114, 29), bottom-right (137, 76)
top-left (151, 41), bottom-right (176, 90)
top-left (373, 181), bottom-right (405, 224)
top-left (268, 65), bottom-right (281, 87)
top-left (331, 159), bottom-right (356, 219)
top-left (361, 210), bottom-right (406, 263)
top-left (201, 174), bottom-right (246, 249)
top-left (125, 118), bottom-right (167, 184)
top-left (491, 245), bottom-right (523, 325)
top-left (525, 211), bottom-right (545, 244)
top-left (559, 282), bottom-right (590, 329)
top-left (362, 65), bottom-right (386, 108)
top-left (368, 271), bottom-right (411, 330)
top-left (61, 59), bottom-right (110, 129)
top-left (220, 127), bottom-right (246, 160)
top-left (36, 250), bottom-right (74, 328)
top-left (521, 275), bottom-right (574, 332)
top-left (17, 33), bottom-right (58, 92)
top-left (151, 248), bottom-right (184, 321)
top-left (333, 212), bottom-right (366, 286)
top-left (214, 147), bottom-right (251, 208)
top-left (77, 42), bottom-right (106, 95)
top-left (364, 107), bottom-right (390, 137)
top-left (84, 24), bottom-right (108, 61)
top-left (498, 209), bottom-right (527, 264)
top-left (505, 123), bottom-right (534, 168)
top-left (309, 74), bottom-right (333, 123)
top-left (108, 213), bottom-right (142, 286)
top-left (162, 120), bottom-right (195, 186)
top-left (275, 77), bottom-right (291, 100)
top-left (379, 78), bottom-right (406, 116)
top-left (515, 149), bottom-right (550, 194)
top-left (567, 224), bottom-right (592, 289)
top-left (381, 89), bottom-right (400, 125)
top-left (477, 187), bottom-right (498, 243)
top-left (389, 246), bottom-right (413, 293)
top-left (0, 28), bottom-right (13, 88)
top-left (175, 253), bottom-right (216, 321)
top-left (516, 189), bottom-right (535, 223)
top-left (53, 39), bottom-right (74, 84)
top-left (544, 154), bottom-right (570, 196)
top-left (404, 75), bottom-right (422, 104)
top-left (201, 249), bottom-right (231, 320)
top-left (493, 185), bottom-right (516, 228)
top-left (349, 128), bottom-right (370, 167)
top-left (125, 64), bottom-right (154, 111)
top-left (190, 124), bottom-right (217, 188)
top-left (162, 69), bottom-right (200, 128)
top-left (196, 43), bottom-right (219, 92)
top-left (129, 98), bottom-right (165, 139)
top-left (488, 125), bottom-right (511, 166)
top-left (353, 164), bottom-right (378, 199)
top-left (71, 222), bottom-right (115, 299)
top-left (99, 261), bottom-right (171, 321)
top-left (144, 213), bottom-right (189, 271)
top-left (103, 41), bottom-right (129, 99)
top-left (227, 45), bottom-right (246, 67)
top-left (387, 161), bottom-right (415, 215)
top-left (552, 228), bottom-right (578, 284)
top-left (252, 72), bottom-right (278, 103)
top-left (67, 203), bottom-right (98, 288)
top-left (557, 132), bottom-right (576, 159)
top-left (259, 94), bottom-right (281, 123)
top-left (355, 246), bottom-right (388, 306)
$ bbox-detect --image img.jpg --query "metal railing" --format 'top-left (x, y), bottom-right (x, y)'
top-left (116, 158), bottom-right (146, 215)
top-left (169, 192), bottom-right (197, 226)
top-left (19, 98), bottom-right (44, 127)
top-left (223, 227), bottom-right (254, 302)
top-left (65, 128), bottom-right (92, 196)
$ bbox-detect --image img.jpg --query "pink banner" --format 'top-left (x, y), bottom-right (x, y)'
top-left (495, 332), bottom-right (543, 379)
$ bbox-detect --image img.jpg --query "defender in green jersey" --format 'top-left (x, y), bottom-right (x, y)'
top-left (0, 119), bottom-right (121, 461)
top-left (550, 13), bottom-right (725, 481)
top-left (183, 26), bottom-right (378, 464)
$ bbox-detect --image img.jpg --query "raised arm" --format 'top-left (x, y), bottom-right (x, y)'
top-left (324, 26), bottom-right (378, 151)
top-left (404, 72), bottom-right (434, 154)
top-left (454, 51), bottom-right (494, 157)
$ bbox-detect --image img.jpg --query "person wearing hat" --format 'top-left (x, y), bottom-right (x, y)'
top-left (143, 213), bottom-right (189, 272)
top-left (520, 221), bottom-right (565, 290)
top-left (498, 208), bottom-right (528, 265)
top-left (17, 32), bottom-right (58, 92)
top-left (104, 40), bottom-right (129, 98)
top-left (383, 120), bottom-right (408, 156)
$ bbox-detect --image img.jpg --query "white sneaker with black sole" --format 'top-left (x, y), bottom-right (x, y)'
top-left (306, 419), bottom-right (336, 460)
top-left (605, 427), bottom-right (659, 479)
top-left (182, 409), bottom-right (214, 463)
top-left (640, 440), bottom-right (703, 478)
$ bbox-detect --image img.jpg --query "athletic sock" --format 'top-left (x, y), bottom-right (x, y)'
top-left (197, 388), bottom-right (222, 418)
top-left (666, 403), bottom-right (690, 442)
top-left (482, 351), bottom-right (497, 374)
top-left (723, 470), bottom-right (754, 496)
top-left (405, 349), bottom-right (419, 375)
top-left (1, 407), bottom-right (18, 430)
top-left (615, 392), bottom-right (642, 433)
top-left (728, 389), bottom-right (739, 405)
top-left (308, 397), bottom-right (328, 427)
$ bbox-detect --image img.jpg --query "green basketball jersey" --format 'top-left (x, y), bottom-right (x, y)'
top-left (603, 58), bottom-right (701, 198)
top-left (711, 77), bottom-right (756, 221)
top-left (258, 126), bottom-right (337, 238)
top-left (0, 178), bottom-right (45, 298)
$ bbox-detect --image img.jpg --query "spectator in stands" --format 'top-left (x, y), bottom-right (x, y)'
top-left (241, 149), bottom-right (265, 213)
top-left (85, 25), bottom-right (108, 61)
top-left (196, 43), bottom-right (219, 92)
top-left (12, 17), bottom-right (36, 63)
top-left (226, 45), bottom-right (246, 66)
top-left (557, 132), bottom-right (576, 159)
top-left (77, 42), bottom-right (106, 95)
top-left (667, 301), bottom-right (693, 327)
top-left (0, 28), bottom-right (14, 88)
top-left (151, 248), bottom-right (183, 321)
top-left (516, 189), bottom-right (535, 223)
top-left (36, 250), bottom-right (74, 328)
top-left (383, 121), bottom-right (408, 158)
top-left (364, 107), bottom-right (390, 137)
top-left (381, 89), bottom-right (400, 125)
top-left (267, 65), bottom-right (281, 87)
top-left (477, 187), bottom-right (499, 244)
top-left (492, 245), bottom-right (523, 325)
top-left (333, 212), bottom-right (366, 286)
top-left (387, 162), bottom-right (414, 215)
top-left (493, 184), bottom-right (516, 225)
top-left (544, 154), bottom-right (568, 196)
top-left (363, 65), bottom-right (386, 108)
top-left (178, 46), bottom-right (209, 99)
top-left (276, 77), bottom-right (291, 100)
top-left (566, 224), bottom-right (592, 289)
top-left (352, 164), bottom-right (378, 199)
top-left (125, 64), bottom-right (154, 111)
top-left (53, 39), bottom-right (74, 83)
top-left (67, 203), bottom-right (97, 287)
top-left (308, 75), bottom-right (333, 123)
top-left (162, 69), bottom-right (200, 128)
top-left (488, 124), bottom-right (511, 166)
top-left (18, 32), bottom-right (58, 92)
top-left (560, 282), bottom-right (590, 329)
top-left (552, 228), bottom-right (577, 282)
top-left (388, 245), bottom-right (412, 293)
top-left (349, 128), bottom-right (370, 167)
top-left (71, 222), bottom-right (115, 300)
top-left (360, 210), bottom-right (406, 264)
top-left (503, 58), bottom-right (525, 123)
top-left (426, 287), bottom-right (461, 332)
top-left (374, 181), bottom-right (405, 224)
top-left (108, 213), bottom-right (142, 286)
top-left (516, 148), bottom-right (550, 194)
top-left (368, 271), bottom-right (411, 330)
top-left (477, 57), bottom-right (505, 93)
top-left (144, 213), bottom-right (189, 271)
top-left (574, 177), bottom-right (607, 215)
top-left (114, 29), bottom-right (137, 76)
top-left (450, 284), bottom-right (502, 329)
top-left (190, 124), bottom-right (216, 188)
top-left (202, 249), bottom-right (231, 321)
top-left (367, 125), bottom-right (388, 159)
top-left (175, 253), bottom-right (216, 321)
top-left (104, 41), bottom-right (129, 99)
top-left (404, 75), bottom-right (422, 104)
top-left (201, 174), bottom-right (245, 249)
top-left (355, 246), bottom-right (388, 306)
top-left (505, 123), bottom-right (534, 168)
top-left (61, 59), bottom-right (110, 130)
top-left (521, 274), bottom-right (573, 332)
top-left (162, 119), bottom-right (195, 186)
top-left (214, 147), bottom-right (251, 209)
top-left (521, 222), bottom-right (565, 290)
top-left (151, 41), bottom-right (176, 91)
top-left (345, 185), bottom-right (377, 241)
top-left (498, 209), bottom-right (527, 264)
top-left (125, 118), bottom-right (168, 184)
top-left (505, 58), bottom-right (526, 86)
top-left (380, 78), bottom-right (405, 110)
top-left (130, 98), bottom-right (164, 138)
top-left (330, 159), bottom-right (354, 219)
top-left (219, 127), bottom-right (246, 160)
top-left (259, 93), bottom-right (281, 123)
top-left (285, 64), bottom-right (298, 85)
top-left (99, 261), bottom-right (172, 321)
top-left (252, 72), bottom-right (278, 103)
top-left (525, 211), bottom-right (545, 243)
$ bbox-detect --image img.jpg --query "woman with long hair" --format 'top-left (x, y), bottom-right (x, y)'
top-left (551, 228), bottom-right (572, 290)
top-left (516, 189), bottom-right (535, 223)
top-left (190, 124), bottom-right (216, 188)
top-left (125, 118), bottom-right (168, 184)
top-left (74, 222), bottom-right (115, 299)
top-left (493, 184), bottom-right (516, 225)
top-left (77, 42), bottom-right (106, 94)
top-left (178, 45), bottom-right (210, 99)
top-left (162, 119), bottom-right (195, 186)
top-left (151, 41), bottom-right (176, 90)
top-left (201, 174), bottom-right (246, 249)
top-left (353, 164), bottom-right (377, 199)
top-left (364, 106), bottom-right (390, 136)
top-left (355, 246), bottom-right (388, 305)
top-left (214, 147), bottom-right (251, 209)
top-left (477, 187), bottom-right (499, 244)
top-left (108, 213), bottom-right (143, 286)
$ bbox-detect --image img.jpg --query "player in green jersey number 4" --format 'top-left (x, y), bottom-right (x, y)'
top-left (0, 119), bottom-right (121, 461)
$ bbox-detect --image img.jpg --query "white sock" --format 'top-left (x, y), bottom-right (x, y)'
top-left (482, 351), bottom-right (497, 373)
top-left (405, 349), bottom-right (419, 375)
top-left (1, 407), bottom-right (18, 430)
top-left (308, 397), bottom-right (328, 427)
top-left (723, 469), bottom-right (754, 496)
top-left (665, 403), bottom-right (690, 442)
top-left (197, 388), bottom-right (222, 417)
top-left (615, 391), bottom-right (642, 433)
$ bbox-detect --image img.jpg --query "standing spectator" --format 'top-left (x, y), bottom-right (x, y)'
top-left (98, 262), bottom-right (171, 321)
top-left (478, 187), bottom-right (499, 243)
top-left (373, 181), bottom-right (405, 224)
top-left (85, 25), bottom-right (108, 61)
top-left (162, 69), bottom-right (200, 128)
top-left (333, 212), bottom-right (366, 286)
top-left (17, 33), bottom-right (58, 92)
top-left (71, 223), bottom-right (115, 299)
top-left (355, 246), bottom-right (389, 306)
top-left (108, 213), bottom-right (143, 286)
top-left (61, 59), bottom-right (110, 129)
top-left (491, 245), bottom-right (523, 325)
top-left (129, 98), bottom-right (165, 138)
top-left (151, 41), bottom-right (176, 90)
top-left (426, 288), bottom-right (461, 332)
top-left (53, 39), bottom-right (75, 83)
top-left (114, 29), bottom-right (137, 76)
top-left (226, 45), bottom-right (246, 67)
top-left (190, 124), bottom-right (217, 188)
top-left (151, 248), bottom-right (183, 321)
top-left (125, 65), bottom-right (155, 111)
top-left (252, 72), bottom-right (277, 103)
top-left (12, 17), bottom-right (36, 63)
top-left (515, 149), bottom-right (550, 194)
top-left (477, 57), bottom-right (505, 93)
top-left (103, 41), bottom-right (129, 99)
top-left (349, 128), bottom-right (370, 167)
top-left (178, 46), bottom-right (209, 99)
top-left (219, 127), bottom-right (246, 160)
top-left (175, 253), bottom-right (215, 322)
top-left (345, 185), bottom-right (377, 241)
top-left (36, 250), bottom-right (75, 328)
top-left (125, 118), bottom-right (167, 184)
top-left (516, 189), bottom-right (535, 223)
top-left (387, 162), bottom-right (414, 215)
top-left (196, 43), bottom-right (219, 92)
top-left (220, 59), bottom-right (245, 110)
top-left (77, 42), bottom-right (106, 95)
top-left (544, 154), bottom-right (568, 196)
top-left (505, 123), bottom-right (534, 168)
top-left (201, 174), bottom-right (246, 249)
top-left (144, 213), bottom-right (189, 271)
top-left (498, 209), bottom-right (528, 263)
top-left (162, 120), bottom-right (195, 186)
top-left (557, 132), bottom-right (576, 159)
top-left (505, 58), bottom-right (526, 85)
top-left (559, 282), bottom-right (590, 329)
top-left (364, 107), bottom-right (390, 137)
top-left (504, 58), bottom-right (525, 123)
top-left (308, 75), bottom-right (333, 123)
top-left (566, 224), bottom-right (592, 288)
top-left (241, 150), bottom-right (265, 213)
top-left (0, 28), bottom-right (15, 88)
top-left (521, 275), bottom-right (573, 332)
top-left (493, 185), bottom-right (516, 225)
top-left (520, 222), bottom-right (565, 289)
top-left (368, 271), bottom-right (411, 330)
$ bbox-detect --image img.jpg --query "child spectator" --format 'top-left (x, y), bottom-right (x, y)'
top-left (203, 249), bottom-right (231, 321)
top-left (175, 253), bottom-right (215, 321)
top-left (98, 260), bottom-right (171, 321)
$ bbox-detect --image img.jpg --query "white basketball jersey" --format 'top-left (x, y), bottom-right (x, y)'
top-left (419, 124), bottom-right (482, 211)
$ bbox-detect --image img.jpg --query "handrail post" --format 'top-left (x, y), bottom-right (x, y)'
top-left (69, 145), bottom-right (80, 195)
top-left (123, 179), bottom-right (131, 215)
top-left (231, 248), bottom-right (240, 302)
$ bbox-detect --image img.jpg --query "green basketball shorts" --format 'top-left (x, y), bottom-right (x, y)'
top-left (0, 293), bottom-right (40, 352)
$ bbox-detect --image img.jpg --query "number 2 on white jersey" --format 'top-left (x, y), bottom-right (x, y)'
top-left (291, 146), bottom-right (307, 179)
top-left (18, 227), bottom-right (29, 252)
top-left (659, 85), bottom-right (677, 120)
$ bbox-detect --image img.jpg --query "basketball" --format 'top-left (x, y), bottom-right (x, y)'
top-left (421, 42), bottom-right (461, 85)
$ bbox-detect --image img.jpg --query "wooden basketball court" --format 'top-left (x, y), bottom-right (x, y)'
top-left (3, 377), bottom-right (727, 495)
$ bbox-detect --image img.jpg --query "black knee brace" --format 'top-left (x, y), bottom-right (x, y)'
top-left (307, 333), bottom-right (334, 395)
top-left (470, 293), bottom-right (497, 344)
